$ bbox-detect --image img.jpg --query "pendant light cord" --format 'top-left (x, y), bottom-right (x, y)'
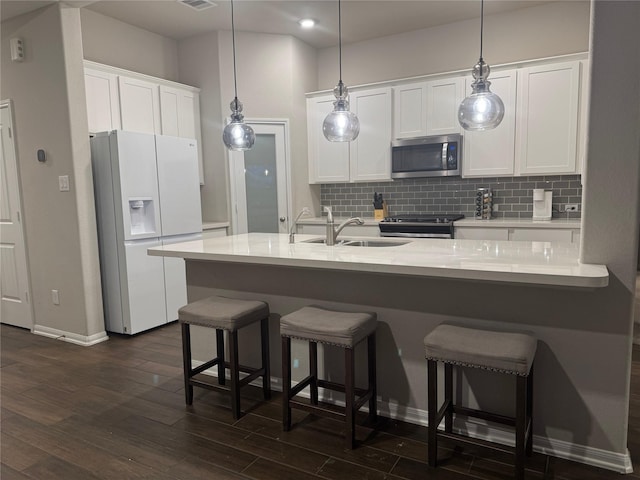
top-left (231, 0), bottom-right (239, 104)
top-left (479, 0), bottom-right (484, 62)
top-left (338, 0), bottom-right (343, 83)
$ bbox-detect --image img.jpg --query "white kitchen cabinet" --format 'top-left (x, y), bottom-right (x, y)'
top-left (455, 225), bottom-right (580, 243)
top-left (85, 69), bottom-right (121, 133)
top-left (392, 77), bottom-right (463, 139)
top-left (84, 61), bottom-right (204, 184)
top-left (160, 86), bottom-right (204, 183)
top-left (118, 76), bottom-right (161, 135)
top-left (425, 77), bottom-right (464, 135)
top-left (349, 87), bottom-right (392, 182)
top-left (307, 87), bottom-right (392, 183)
top-left (455, 227), bottom-right (509, 241)
top-left (462, 70), bottom-right (517, 177)
top-left (515, 61), bottom-right (581, 175)
top-left (393, 83), bottom-right (427, 139)
top-left (307, 95), bottom-right (350, 183)
top-left (509, 228), bottom-right (578, 243)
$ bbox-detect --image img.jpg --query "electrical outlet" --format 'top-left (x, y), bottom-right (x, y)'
top-left (565, 204), bottom-right (579, 212)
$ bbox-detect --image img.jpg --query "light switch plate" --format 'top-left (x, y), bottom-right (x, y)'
top-left (58, 175), bottom-right (70, 192)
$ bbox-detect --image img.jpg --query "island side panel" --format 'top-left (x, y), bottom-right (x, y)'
top-left (184, 259), bottom-right (630, 463)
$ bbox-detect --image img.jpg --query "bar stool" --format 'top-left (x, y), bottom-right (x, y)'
top-left (179, 295), bottom-right (271, 419)
top-left (280, 305), bottom-right (377, 449)
top-left (423, 324), bottom-right (537, 480)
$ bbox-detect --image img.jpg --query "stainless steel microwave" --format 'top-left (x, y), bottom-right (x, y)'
top-left (391, 134), bottom-right (461, 179)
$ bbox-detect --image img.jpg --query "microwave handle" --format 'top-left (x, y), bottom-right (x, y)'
top-left (441, 142), bottom-right (448, 170)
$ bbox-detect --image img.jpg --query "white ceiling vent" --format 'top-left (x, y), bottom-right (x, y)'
top-left (179, 0), bottom-right (217, 11)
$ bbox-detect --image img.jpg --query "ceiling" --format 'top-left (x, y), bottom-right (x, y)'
top-left (1, 0), bottom-right (554, 49)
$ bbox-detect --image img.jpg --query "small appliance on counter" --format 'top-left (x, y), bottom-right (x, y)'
top-left (475, 188), bottom-right (492, 220)
top-left (533, 188), bottom-right (552, 221)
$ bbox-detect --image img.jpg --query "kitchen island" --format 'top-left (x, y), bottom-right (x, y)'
top-left (149, 234), bottom-right (631, 473)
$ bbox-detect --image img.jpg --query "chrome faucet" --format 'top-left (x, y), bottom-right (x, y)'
top-left (289, 207), bottom-right (311, 244)
top-left (323, 206), bottom-right (364, 246)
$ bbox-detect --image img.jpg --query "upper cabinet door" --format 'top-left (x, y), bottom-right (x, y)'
top-left (85, 69), bottom-right (121, 133)
top-left (515, 61), bottom-right (581, 175)
top-left (307, 95), bottom-right (350, 183)
top-left (118, 76), bottom-right (161, 135)
top-left (425, 77), bottom-right (464, 135)
top-left (160, 86), bottom-right (204, 183)
top-left (462, 69), bottom-right (517, 177)
top-left (350, 87), bottom-right (392, 182)
top-left (393, 83), bottom-right (427, 139)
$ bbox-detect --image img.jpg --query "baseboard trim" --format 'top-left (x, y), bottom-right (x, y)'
top-left (193, 362), bottom-right (632, 474)
top-left (33, 325), bottom-right (109, 347)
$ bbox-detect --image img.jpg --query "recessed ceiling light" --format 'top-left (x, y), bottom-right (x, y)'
top-left (298, 18), bottom-right (316, 29)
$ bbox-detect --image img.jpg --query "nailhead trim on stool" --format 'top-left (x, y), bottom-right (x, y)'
top-left (423, 323), bottom-right (537, 480)
top-left (179, 295), bottom-right (271, 420)
top-left (280, 305), bottom-right (378, 449)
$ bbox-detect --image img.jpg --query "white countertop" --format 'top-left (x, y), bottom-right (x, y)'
top-left (150, 233), bottom-right (607, 289)
top-left (298, 217), bottom-right (582, 229)
top-left (454, 218), bottom-right (582, 228)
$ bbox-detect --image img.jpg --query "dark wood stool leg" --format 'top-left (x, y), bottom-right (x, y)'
top-left (309, 341), bottom-right (318, 405)
top-left (229, 330), bottom-right (241, 420)
top-left (261, 317), bottom-right (271, 400)
top-left (444, 363), bottom-right (453, 433)
top-left (345, 346), bottom-right (356, 449)
top-left (181, 323), bottom-right (193, 405)
top-left (282, 336), bottom-right (292, 431)
top-left (427, 359), bottom-right (438, 467)
top-left (367, 333), bottom-right (377, 422)
top-left (516, 374), bottom-right (527, 480)
top-left (216, 329), bottom-right (225, 385)
top-left (526, 365), bottom-right (534, 456)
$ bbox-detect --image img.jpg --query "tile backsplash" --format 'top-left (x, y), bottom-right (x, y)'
top-left (320, 175), bottom-right (582, 219)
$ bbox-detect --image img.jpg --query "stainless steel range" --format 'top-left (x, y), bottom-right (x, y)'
top-left (378, 214), bottom-right (465, 239)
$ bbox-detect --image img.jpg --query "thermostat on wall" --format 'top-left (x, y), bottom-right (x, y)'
top-left (10, 38), bottom-right (24, 62)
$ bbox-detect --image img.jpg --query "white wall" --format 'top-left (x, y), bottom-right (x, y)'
top-left (1, 4), bottom-right (105, 340)
top-left (177, 31), bottom-right (224, 222)
top-left (80, 9), bottom-right (179, 81)
top-left (317, 1), bottom-right (591, 89)
top-left (177, 30), bottom-right (319, 225)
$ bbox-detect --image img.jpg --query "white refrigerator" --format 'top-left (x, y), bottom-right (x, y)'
top-left (91, 130), bottom-right (202, 334)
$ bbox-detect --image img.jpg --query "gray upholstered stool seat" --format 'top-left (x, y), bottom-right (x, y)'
top-left (179, 295), bottom-right (269, 331)
top-left (423, 323), bottom-right (537, 375)
top-left (281, 305), bottom-right (378, 449)
top-left (280, 306), bottom-right (377, 347)
top-left (179, 295), bottom-right (271, 419)
top-left (423, 324), bottom-right (537, 480)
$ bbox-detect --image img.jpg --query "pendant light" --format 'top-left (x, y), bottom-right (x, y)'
top-left (458, 0), bottom-right (505, 131)
top-left (323, 0), bottom-right (360, 142)
top-left (222, 0), bottom-right (255, 151)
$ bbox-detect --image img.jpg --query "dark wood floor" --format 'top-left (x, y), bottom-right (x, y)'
top-left (2, 322), bottom-right (639, 480)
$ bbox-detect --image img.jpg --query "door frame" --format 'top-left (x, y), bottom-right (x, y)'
top-left (228, 118), bottom-right (292, 235)
top-left (1, 99), bottom-right (35, 330)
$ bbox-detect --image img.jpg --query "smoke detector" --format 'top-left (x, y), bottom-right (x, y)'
top-left (179, 0), bottom-right (217, 11)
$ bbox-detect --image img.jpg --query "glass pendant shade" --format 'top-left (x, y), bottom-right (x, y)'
top-left (223, 99), bottom-right (255, 151)
top-left (323, 81), bottom-right (360, 142)
top-left (459, 60), bottom-right (504, 131)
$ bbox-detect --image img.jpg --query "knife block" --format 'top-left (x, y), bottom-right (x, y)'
top-left (374, 202), bottom-right (388, 221)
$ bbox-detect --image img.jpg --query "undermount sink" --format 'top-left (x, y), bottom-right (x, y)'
top-left (343, 240), bottom-right (409, 247)
top-left (302, 238), bottom-right (410, 247)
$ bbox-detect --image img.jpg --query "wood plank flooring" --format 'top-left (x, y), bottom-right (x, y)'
top-left (2, 322), bottom-right (639, 479)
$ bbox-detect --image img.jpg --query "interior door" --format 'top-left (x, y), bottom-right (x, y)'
top-left (0, 101), bottom-right (34, 329)
top-left (229, 122), bottom-right (291, 234)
